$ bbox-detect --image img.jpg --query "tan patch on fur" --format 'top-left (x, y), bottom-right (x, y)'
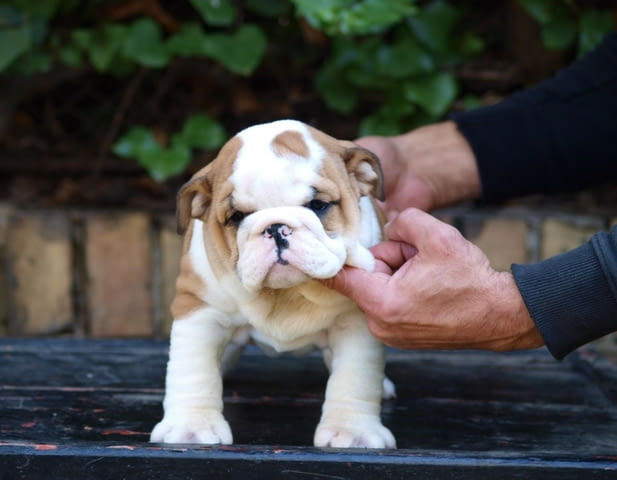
top-left (171, 223), bottom-right (207, 319)
top-left (172, 135), bottom-right (246, 319)
top-left (306, 126), bottom-right (384, 240)
top-left (271, 130), bottom-right (310, 159)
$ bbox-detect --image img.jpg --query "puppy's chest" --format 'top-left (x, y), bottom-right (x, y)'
top-left (237, 290), bottom-right (349, 353)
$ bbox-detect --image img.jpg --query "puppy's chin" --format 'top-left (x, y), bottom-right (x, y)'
top-left (262, 263), bottom-right (310, 290)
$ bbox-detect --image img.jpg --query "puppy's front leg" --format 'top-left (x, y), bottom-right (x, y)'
top-left (150, 308), bottom-right (233, 444)
top-left (315, 311), bottom-right (396, 448)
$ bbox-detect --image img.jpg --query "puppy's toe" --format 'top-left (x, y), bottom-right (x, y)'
top-left (150, 412), bottom-right (232, 445)
top-left (314, 417), bottom-right (396, 449)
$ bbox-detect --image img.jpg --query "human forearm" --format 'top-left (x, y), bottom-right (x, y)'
top-left (512, 226), bottom-right (617, 359)
top-left (357, 121), bottom-right (482, 213)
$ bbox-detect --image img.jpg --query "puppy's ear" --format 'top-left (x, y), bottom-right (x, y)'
top-left (342, 145), bottom-right (385, 201)
top-left (176, 175), bottom-right (212, 234)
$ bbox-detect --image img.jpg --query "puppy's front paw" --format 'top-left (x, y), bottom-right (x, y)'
top-left (150, 411), bottom-right (232, 444)
top-left (314, 416), bottom-right (396, 449)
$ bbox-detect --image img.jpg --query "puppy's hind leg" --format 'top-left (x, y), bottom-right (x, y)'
top-left (322, 345), bottom-right (396, 400)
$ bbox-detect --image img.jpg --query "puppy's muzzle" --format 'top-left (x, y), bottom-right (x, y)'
top-left (264, 223), bottom-right (292, 264)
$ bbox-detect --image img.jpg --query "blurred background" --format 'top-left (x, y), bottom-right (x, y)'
top-left (0, 0), bottom-right (615, 343)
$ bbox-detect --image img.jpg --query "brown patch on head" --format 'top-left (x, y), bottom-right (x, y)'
top-left (271, 130), bottom-right (310, 159)
top-left (176, 136), bottom-right (242, 234)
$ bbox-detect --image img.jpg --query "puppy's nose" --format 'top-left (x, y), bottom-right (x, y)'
top-left (264, 223), bottom-right (292, 250)
top-left (265, 223), bottom-right (292, 238)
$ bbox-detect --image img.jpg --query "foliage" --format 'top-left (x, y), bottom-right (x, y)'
top-left (0, 0), bottom-right (615, 181)
top-left (303, 0), bottom-right (482, 135)
top-left (518, 0), bottom-right (616, 55)
top-left (112, 114), bottom-right (226, 182)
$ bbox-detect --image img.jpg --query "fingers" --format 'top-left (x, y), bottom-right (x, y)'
top-left (370, 241), bottom-right (417, 272)
top-left (321, 267), bottom-right (390, 311)
top-left (385, 208), bottom-right (460, 253)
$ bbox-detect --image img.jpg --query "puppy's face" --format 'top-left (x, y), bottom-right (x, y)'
top-left (177, 120), bottom-right (383, 292)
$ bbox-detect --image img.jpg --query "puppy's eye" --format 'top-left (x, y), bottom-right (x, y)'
top-left (226, 210), bottom-right (248, 226)
top-left (305, 199), bottom-right (331, 215)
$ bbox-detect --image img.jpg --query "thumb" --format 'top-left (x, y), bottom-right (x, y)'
top-left (321, 266), bottom-right (389, 310)
top-left (386, 208), bottom-right (449, 250)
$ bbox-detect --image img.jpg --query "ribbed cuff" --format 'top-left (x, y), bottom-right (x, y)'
top-left (512, 237), bottom-right (617, 360)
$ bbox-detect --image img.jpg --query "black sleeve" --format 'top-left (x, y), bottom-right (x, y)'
top-left (511, 226), bottom-right (617, 359)
top-left (450, 33), bottom-right (617, 359)
top-left (451, 32), bottom-right (617, 202)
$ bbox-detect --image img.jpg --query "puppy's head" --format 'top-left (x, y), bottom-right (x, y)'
top-left (177, 120), bottom-right (383, 292)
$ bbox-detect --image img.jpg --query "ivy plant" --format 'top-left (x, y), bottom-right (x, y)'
top-left (518, 0), bottom-right (616, 55)
top-left (2, 0), bottom-right (614, 182)
top-left (300, 0), bottom-right (483, 135)
top-left (112, 114), bottom-right (226, 182)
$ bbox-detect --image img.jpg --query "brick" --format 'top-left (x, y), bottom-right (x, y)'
top-left (86, 213), bottom-right (153, 337)
top-left (541, 218), bottom-right (599, 260)
top-left (7, 211), bottom-right (73, 335)
top-left (465, 218), bottom-right (528, 272)
top-left (159, 217), bottom-right (183, 336)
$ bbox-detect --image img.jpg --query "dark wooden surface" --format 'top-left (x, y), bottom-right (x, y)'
top-left (1, 339), bottom-right (617, 479)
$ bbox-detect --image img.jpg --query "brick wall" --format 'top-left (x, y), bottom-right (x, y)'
top-left (0, 206), bottom-right (182, 338)
top-left (0, 203), bottom-right (615, 349)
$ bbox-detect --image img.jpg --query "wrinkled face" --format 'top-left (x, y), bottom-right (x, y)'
top-left (177, 120), bottom-right (383, 293)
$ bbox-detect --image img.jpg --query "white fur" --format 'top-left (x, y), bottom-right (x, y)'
top-left (150, 120), bottom-right (396, 449)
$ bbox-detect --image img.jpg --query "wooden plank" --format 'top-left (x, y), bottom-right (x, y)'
top-left (1, 339), bottom-right (617, 479)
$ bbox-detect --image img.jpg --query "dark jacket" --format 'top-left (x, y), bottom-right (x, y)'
top-left (452, 32), bottom-right (617, 359)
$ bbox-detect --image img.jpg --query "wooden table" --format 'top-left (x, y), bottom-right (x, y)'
top-left (1, 338), bottom-right (617, 479)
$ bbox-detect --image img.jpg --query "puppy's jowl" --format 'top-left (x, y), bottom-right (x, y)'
top-left (151, 120), bottom-right (396, 448)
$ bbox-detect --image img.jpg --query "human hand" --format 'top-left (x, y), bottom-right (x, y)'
top-left (354, 136), bottom-right (433, 216)
top-left (325, 208), bottom-right (544, 352)
top-left (355, 121), bottom-right (482, 216)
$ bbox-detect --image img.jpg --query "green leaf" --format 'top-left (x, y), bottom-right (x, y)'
top-left (113, 126), bottom-right (191, 182)
top-left (404, 72), bottom-right (458, 117)
top-left (339, 0), bottom-right (416, 35)
top-left (202, 24), bottom-right (267, 75)
top-left (292, 0), bottom-right (415, 35)
top-left (123, 18), bottom-right (168, 68)
top-left (141, 142), bottom-right (191, 182)
top-left (58, 43), bottom-right (83, 67)
top-left (459, 31), bottom-right (484, 56)
top-left (112, 126), bottom-right (161, 159)
top-left (166, 23), bottom-right (208, 57)
top-left (408, 0), bottom-right (461, 54)
top-left (8, 0), bottom-right (63, 20)
top-left (359, 113), bottom-right (405, 137)
top-left (375, 36), bottom-right (433, 79)
top-left (189, 0), bottom-right (236, 26)
top-left (578, 10), bottom-right (615, 55)
top-left (517, 0), bottom-right (554, 24)
top-left (90, 24), bottom-right (128, 72)
top-left (70, 29), bottom-right (93, 50)
top-left (0, 5), bottom-right (24, 26)
top-left (462, 94), bottom-right (483, 111)
top-left (246, 0), bottom-right (291, 17)
top-left (177, 114), bottom-right (226, 150)
top-left (541, 15), bottom-right (577, 50)
top-left (0, 23), bottom-right (30, 71)
top-left (315, 62), bottom-right (358, 114)
top-left (10, 51), bottom-right (51, 74)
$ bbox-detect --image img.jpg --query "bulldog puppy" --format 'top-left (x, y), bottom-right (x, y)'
top-left (150, 119), bottom-right (396, 448)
